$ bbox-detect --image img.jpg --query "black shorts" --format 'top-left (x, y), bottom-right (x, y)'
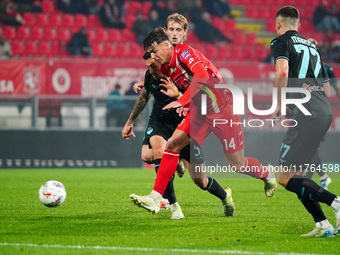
top-left (279, 115), bottom-right (333, 169)
top-left (142, 119), bottom-right (203, 164)
top-left (142, 119), bottom-right (178, 147)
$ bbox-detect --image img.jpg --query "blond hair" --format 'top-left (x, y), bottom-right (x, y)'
top-left (164, 13), bottom-right (188, 31)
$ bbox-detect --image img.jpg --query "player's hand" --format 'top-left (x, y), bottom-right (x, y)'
top-left (159, 77), bottom-right (180, 98)
top-left (121, 122), bottom-right (135, 140)
top-left (133, 81), bottom-right (144, 94)
top-left (163, 101), bottom-right (182, 111)
top-left (272, 105), bottom-right (282, 120)
top-left (272, 105), bottom-right (292, 124)
top-left (177, 106), bottom-right (190, 117)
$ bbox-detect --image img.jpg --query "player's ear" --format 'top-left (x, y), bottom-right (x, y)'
top-left (276, 19), bottom-right (281, 33)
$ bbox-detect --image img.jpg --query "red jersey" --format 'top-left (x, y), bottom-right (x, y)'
top-left (160, 44), bottom-right (222, 91)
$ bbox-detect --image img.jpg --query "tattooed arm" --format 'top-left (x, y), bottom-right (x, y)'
top-left (121, 89), bottom-right (151, 140)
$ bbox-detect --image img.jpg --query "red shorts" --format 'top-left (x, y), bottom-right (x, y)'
top-left (176, 103), bottom-right (245, 153)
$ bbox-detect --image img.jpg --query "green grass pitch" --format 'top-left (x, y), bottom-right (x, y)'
top-left (0, 169), bottom-right (339, 255)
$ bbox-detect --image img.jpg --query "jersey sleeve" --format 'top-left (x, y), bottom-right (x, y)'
top-left (326, 64), bottom-right (338, 86)
top-left (177, 45), bottom-right (203, 71)
top-left (321, 63), bottom-right (330, 83)
top-left (270, 38), bottom-right (289, 63)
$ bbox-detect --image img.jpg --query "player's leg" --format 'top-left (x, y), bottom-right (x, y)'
top-left (277, 116), bottom-right (340, 236)
top-left (141, 145), bottom-right (154, 164)
top-left (278, 168), bottom-right (338, 237)
top-left (181, 143), bottom-right (235, 216)
top-left (305, 150), bottom-right (332, 190)
top-left (211, 111), bottom-right (277, 197)
top-left (149, 135), bottom-right (184, 219)
top-left (130, 128), bottom-right (190, 214)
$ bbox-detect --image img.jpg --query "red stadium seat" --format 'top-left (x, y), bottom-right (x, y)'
top-left (212, 17), bottom-right (225, 31)
top-left (205, 43), bottom-right (218, 59)
top-left (91, 42), bottom-right (104, 57)
top-left (36, 13), bottom-right (49, 27)
top-left (44, 26), bottom-right (56, 40)
top-left (104, 42), bottom-right (116, 57)
top-left (56, 27), bottom-right (71, 41)
top-left (127, 1), bottom-right (142, 16)
top-left (0, 27), bottom-right (3, 37)
top-left (243, 46), bottom-right (256, 61)
top-left (245, 33), bottom-right (257, 45)
top-left (141, 2), bottom-right (153, 16)
top-left (225, 19), bottom-right (236, 32)
top-left (23, 12), bottom-right (35, 26)
top-left (108, 29), bottom-right (121, 42)
top-left (74, 14), bottom-right (87, 28)
top-left (30, 26), bottom-right (43, 40)
top-left (87, 28), bottom-right (96, 41)
top-left (255, 44), bottom-right (268, 61)
top-left (246, 6), bottom-right (257, 18)
top-left (88, 14), bottom-right (102, 28)
top-left (49, 13), bottom-right (62, 27)
top-left (42, 0), bottom-right (56, 13)
top-left (125, 15), bottom-right (136, 29)
top-left (185, 30), bottom-right (200, 44)
top-left (121, 29), bottom-right (135, 42)
top-left (51, 40), bottom-right (61, 56)
top-left (232, 30), bottom-right (246, 45)
top-left (115, 43), bottom-right (129, 58)
top-left (193, 42), bottom-right (206, 55)
top-left (95, 28), bottom-right (109, 42)
top-left (25, 40), bottom-right (38, 56)
top-left (4, 26), bottom-right (16, 40)
top-left (257, 6), bottom-right (271, 19)
top-left (129, 43), bottom-right (142, 58)
top-left (11, 40), bottom-right (24, 56)
top-left (38, 40), bottom-right (52, 57)
top-left (17, 26), bottom-right (30, 40)
top-left (62, 14), bottom-right (74, 27)
top-left (216, 44), bottom-right (230, 60)
top-left (229, 45), bottom-right (243, 61)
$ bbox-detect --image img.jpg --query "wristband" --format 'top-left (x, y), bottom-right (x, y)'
top-left (176, 92), bottom-right (183, 100)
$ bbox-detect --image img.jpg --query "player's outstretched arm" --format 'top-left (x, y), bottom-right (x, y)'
top-left (323, 81), bottom-right (331, 98)
top-left (121, 89), bottom-right (151, 140)
top-left (272, 58), bottom-right (288, 121)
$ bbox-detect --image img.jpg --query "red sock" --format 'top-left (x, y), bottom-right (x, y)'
top-left (243, 157), bottom-right (268, 180)
top-left (153, 150), bottom-right (179, 195)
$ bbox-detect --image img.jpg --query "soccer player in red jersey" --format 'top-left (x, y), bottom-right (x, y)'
top-left (127, 14), bottom-right (238, 217)
top-left (130, 27), bottom-right (277, 215)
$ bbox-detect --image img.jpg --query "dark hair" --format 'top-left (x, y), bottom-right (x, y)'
top-left (276, 6), bottom-right (299, 19)
top-left (143, 27), bottom-right (169, 50)
top-left (143, 51), bottom-right (151, 60)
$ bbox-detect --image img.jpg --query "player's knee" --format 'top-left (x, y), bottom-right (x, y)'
top-left (192, 177), bottom-right (209, 189)
top-left (165, 138), bottom-right (181, 152)
top-left (141, 152), bottom-right (153, 164)
top-left (152, 147), bottom-right (164, 159)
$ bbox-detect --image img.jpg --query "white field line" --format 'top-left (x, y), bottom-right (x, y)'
top-left (0, 242), bottom-right (332, 255)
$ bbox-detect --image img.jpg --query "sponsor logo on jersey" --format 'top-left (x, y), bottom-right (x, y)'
top-left (303, 83), bottom-right (324, 92)
top-left (180, 50), bottom-right (190, 59)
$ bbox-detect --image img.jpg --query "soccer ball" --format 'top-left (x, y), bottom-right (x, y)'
top-left (39, 180), bottom-right (66, 207)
